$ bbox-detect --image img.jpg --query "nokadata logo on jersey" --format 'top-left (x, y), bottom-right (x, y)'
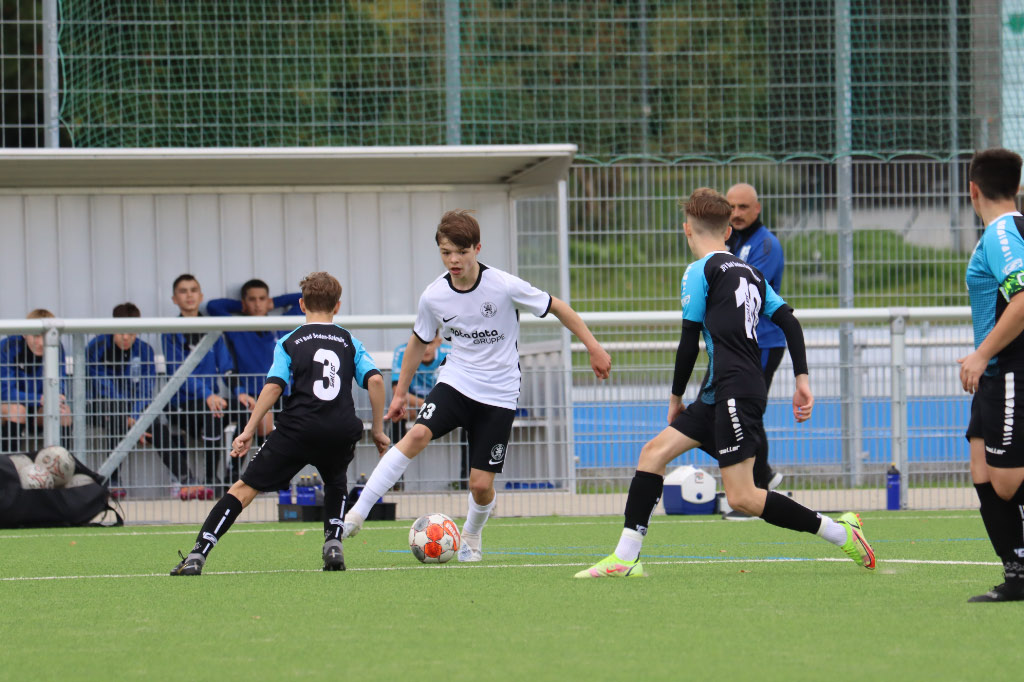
top-left (451, 328), bottom-right (505, 345)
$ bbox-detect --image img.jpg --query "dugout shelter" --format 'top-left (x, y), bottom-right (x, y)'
top-left (0, 146), bottom-right (577, 502)
top-left (0, 145), bottom-right (575, 352)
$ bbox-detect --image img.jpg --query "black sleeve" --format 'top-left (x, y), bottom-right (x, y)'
top-left (671, 321), bottom-right (702, 397)
top-left (770, 305), bottom-right (808, 376)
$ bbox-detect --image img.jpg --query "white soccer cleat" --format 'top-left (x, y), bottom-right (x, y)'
top-left (341, 510), bottom-right (364, 539)
top-left (457, 531), bottom-right (482, 562)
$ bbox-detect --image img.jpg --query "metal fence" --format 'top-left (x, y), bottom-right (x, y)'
top-left (565, 158), bottom-right (983, 312)
top-left (32, 1), bottom-right (1001, 158)
top-left (0, 309), bottom-right (979, 524)
top-left (2, 2), bottom-right (1011, 315)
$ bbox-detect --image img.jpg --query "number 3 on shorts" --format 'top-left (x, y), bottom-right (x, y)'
top-left (418, 402), bottom-right (436, 420)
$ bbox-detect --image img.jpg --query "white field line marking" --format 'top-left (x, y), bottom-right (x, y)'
top-left (0, 513), bottom-right (979, 541)
top-left (0, 556), bottom-right (1000, 582)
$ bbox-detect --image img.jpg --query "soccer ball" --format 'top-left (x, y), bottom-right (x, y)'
top-left (19, 464), bottom-right (55, 489)
top-left (409, 513), bottom-right (461, 564)
top-left (65, 474), bottom-right (95, 488)
top-left (35, 446), bottom-right (75, 487)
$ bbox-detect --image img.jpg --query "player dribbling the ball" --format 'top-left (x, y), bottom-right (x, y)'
top-left (342, 209), bottom-right (612, 562)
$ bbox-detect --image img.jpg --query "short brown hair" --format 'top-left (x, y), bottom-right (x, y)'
top-left (969, 148), bottom-right (1023, 201)
top-left (172, 273), bottom-right (198, 292)
top-left (299, 272), bottom-right (342, 313)
top-left (681, 187), bottom-right (732, 234)
top-left (435, 209), bottom-right (481, 249)
top-left (26, 308), bottom-right (54, 320)
top-left (113, 302), bottom-right (141, 318)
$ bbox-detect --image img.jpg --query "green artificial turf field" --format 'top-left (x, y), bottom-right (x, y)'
top-left (1, 511), bottom-right (1020, 681)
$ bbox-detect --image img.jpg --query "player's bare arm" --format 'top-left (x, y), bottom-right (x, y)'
top-left (231, 382), bottom-right (283, 457)
top-left (387, 333), bottom-right (430, 421)
top-left (958, 291), bottom-right (1024, 394)
top-left (367, 373), bottom-right (390, 454)
top-left (548, 296), bottom-right (612, 379)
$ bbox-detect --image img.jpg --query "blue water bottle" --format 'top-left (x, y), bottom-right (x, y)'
top-left (886, 464), bottom-right (901, 511)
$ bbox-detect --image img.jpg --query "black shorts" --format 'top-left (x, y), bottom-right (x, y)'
top-left (966, 372), bottom-right (1024, 469)
top-left (965, 391), bottom-right (982, 441)
top-left (670, 397), bottom-right (768, 468)
top-left (414, 382), bottom-right (516, 473)
top-left (241, 430), bottom-right (357, 492)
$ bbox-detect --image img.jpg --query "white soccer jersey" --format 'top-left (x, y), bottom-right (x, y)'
top-left (412, 264), bottom-right (552, 409)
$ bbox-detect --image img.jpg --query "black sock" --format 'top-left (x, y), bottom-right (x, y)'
top-left (623, 471), bottom-right (663, 535)
top-left (323, 486), bottom-right (347, 542)
top-left (974, 482), bottom-right (1014, 561)
top-left (191, 493), bottom-right (243, 558)
top-left (1004, 481), bottom-right (1024, 583)
top-left (759, 490), bottom-right (822, 534)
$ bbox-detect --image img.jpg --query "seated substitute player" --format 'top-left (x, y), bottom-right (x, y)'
top-left (86, 302), bottom-right (205, 499)
top-left (170, 272), bottom-right (389, 575)
top-left (0, 308), bottom-right (72, 453)
top-left (342, 209), bottom-right (612, 561)
top-left (576, 187), bottom-right (874, 578)
top-left (162, 274), bottom-right (235, 493)
top-left (206, 278), bottom-right (302, 438)
top-left (958, 147), bottom-right (1024, 603)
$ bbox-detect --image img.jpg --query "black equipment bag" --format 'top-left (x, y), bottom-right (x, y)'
top-left (0, 454), bottom-right (123, 528)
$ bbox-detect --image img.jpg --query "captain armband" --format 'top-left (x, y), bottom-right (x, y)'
top-left (999, 271), bottom-right (1024, 301)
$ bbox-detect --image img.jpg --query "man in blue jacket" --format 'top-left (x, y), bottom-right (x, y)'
top-left (726, 183), bottom-right (786, 493)
top-left (205, 278), bottom-right (301, 440)
top-left (162, 274), bottom-right (234, 493)
top-left (87, 302), bottom-right (206, 500)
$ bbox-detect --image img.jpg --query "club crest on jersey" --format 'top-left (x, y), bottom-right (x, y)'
top-left (489, 443), bottom-right (506, 463)
top-left (480, 301), bottom-right (497, 318)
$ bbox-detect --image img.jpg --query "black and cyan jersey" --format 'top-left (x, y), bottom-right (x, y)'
top-left (965, 212), bottom-right (1024, 374)
top-left (412, 264), bottom-right (551, 410)
top-left (681, 251), bottom-right (786, 404)
top-left (265, 322), bottom-right (381, 446)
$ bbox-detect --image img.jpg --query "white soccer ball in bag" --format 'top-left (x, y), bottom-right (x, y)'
top-left (8, 454), bottom-right (33, 473)
top-left (409, 513), bottom-right (461, 564)
top-left (19, 464), bottom-right (55, 489)
top-left (65, 474), bottom-right (95, 488)
top-left (35, 446), bottom-right (75, 487)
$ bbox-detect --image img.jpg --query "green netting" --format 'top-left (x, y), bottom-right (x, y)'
top-left (57, 0), bottom-right (981, 160)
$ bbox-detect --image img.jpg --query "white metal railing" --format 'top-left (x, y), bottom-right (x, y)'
top-left (0, 307), bottom-right (976, 523)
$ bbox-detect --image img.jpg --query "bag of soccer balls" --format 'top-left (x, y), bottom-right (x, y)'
top-left (11, 445), bottom-right (79, 489)
top-left (409, 513), bottom-right (461, 563)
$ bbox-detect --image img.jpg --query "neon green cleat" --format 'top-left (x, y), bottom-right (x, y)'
top-left (837, 512), bottom-right (875, 570)
top-left (574, 554), bottom-right (645, 578)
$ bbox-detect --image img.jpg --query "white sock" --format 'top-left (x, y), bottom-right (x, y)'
top-left (816, 515), bottom-right (847, 546)
top-left (614, 528), bottom-right (645, 562)
top-left (351, 446), bottom-right (412, 519)
top-left (462, 493), bottom-right (494, 536)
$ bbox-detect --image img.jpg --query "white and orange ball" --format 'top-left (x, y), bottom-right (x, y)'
top-left (409, 513), bottom-right (461, 564)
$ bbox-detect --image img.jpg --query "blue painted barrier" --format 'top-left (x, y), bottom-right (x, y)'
top-left (573, 398), bottom-right (970, 468)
